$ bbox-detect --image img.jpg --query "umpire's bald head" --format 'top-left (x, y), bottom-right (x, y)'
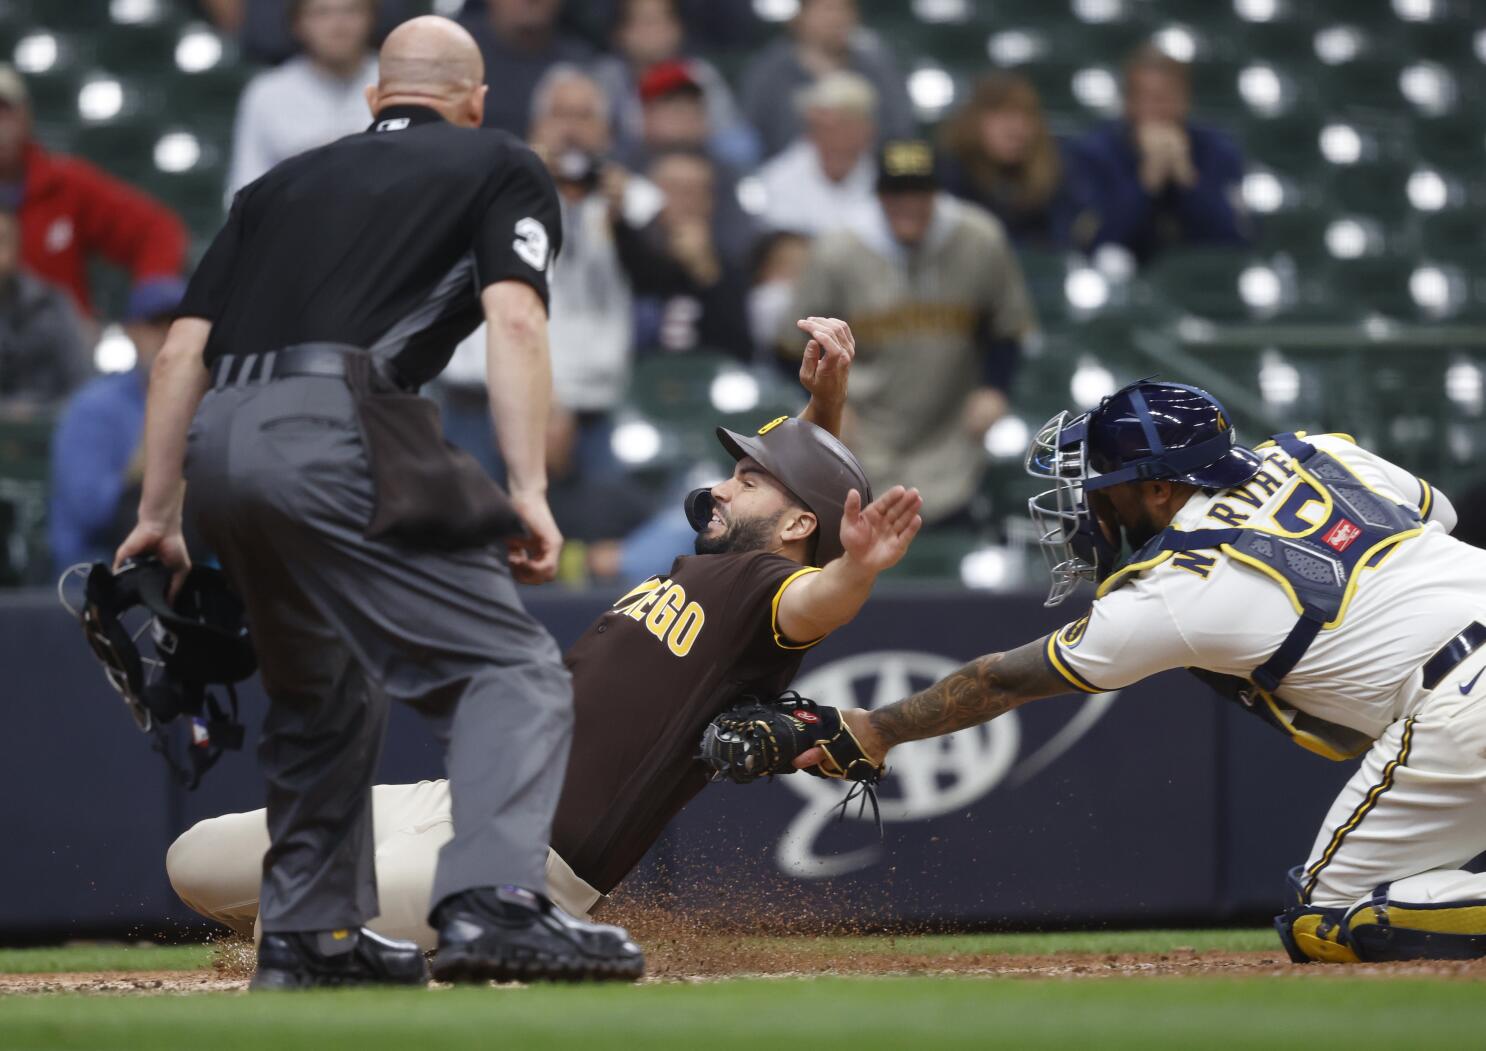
top-left (364, 15), bottom-right (487, 128)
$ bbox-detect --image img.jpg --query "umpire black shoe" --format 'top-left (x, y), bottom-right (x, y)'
top-left (250, 927), bottom-right (430, 990)
top-left (430, 885), bottom-right (645, 984)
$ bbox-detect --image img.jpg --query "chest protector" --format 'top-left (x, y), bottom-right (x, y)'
top-left (1101, 433), bottom-right (1424, 760)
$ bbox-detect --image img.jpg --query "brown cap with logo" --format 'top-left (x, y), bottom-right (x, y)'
top-left (715, 416), bottom-right (873, 566)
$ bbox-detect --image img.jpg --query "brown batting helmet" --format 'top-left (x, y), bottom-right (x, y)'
top-left (686, 416), bottom-right (873, 566)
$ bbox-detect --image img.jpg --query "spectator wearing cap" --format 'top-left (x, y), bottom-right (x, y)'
top-left (615, 59), bottom-right (757, 267)
top-left (754, 71), bottom-right (878, 237)
top-left (739, 0), bottom-right (914, 160)
top-left (226, 0), bottom-right (380, 196)
top-left (49, 278), bottom-right (185, 570)
top-left (594, 0), bottom-right (760, 171)
top-left (461, 0), bottom-right (597, 137)
top-left (0, 65), bottom-right (186, 317)
top-left (782, 140), bottom-right (1036, 529)
top-left (1078, 44), bottom-right (1250, 264)
top-left (939, 72), bottom-right (1101, 252)
top-left (0, 206), bottom-right (90, 413)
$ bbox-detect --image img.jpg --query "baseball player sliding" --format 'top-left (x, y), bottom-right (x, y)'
top-left (798, 379), bottom-right (1486, 964)
top-left (167, 318), bottom-right (918, 950)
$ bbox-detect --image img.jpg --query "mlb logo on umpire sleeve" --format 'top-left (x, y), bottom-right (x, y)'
top-left (1322, 519), bottom-right (1363, 552)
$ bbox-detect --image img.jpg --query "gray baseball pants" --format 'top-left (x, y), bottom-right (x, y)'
top-left (184, 373), bottom-right (572, 934)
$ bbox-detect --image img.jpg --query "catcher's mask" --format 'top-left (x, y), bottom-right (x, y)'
top-left (60, 558), bottom-right (257, 788)
top-left (1026, 380), bottom-right (1261, 607)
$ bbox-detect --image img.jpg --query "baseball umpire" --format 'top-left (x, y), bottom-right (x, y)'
top-left (114, 16), bottom-right (642, 987)
top-left (798, 379), bottom-right (1486, 964)
top-left (163, 319), bottom-right (922, 951)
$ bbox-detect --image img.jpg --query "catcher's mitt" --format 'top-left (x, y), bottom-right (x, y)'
top-left (697, 691), bottom-right (883, 786)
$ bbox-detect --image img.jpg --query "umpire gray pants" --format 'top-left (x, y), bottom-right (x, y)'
top-left (184, 374), bottom-right (572, 935)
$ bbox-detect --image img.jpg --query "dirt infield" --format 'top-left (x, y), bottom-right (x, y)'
top-left (7, 921), bottom-right (1486, 994)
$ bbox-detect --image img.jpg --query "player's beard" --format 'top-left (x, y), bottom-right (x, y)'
top-left (694, 509), bottom-right (782, 556)
top-left (1120, 504), bottom-right (1165, 550)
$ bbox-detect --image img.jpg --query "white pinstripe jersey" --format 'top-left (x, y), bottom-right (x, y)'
top-left (1047, 435), bottom-right (1483, 741)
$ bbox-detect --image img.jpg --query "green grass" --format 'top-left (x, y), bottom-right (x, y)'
top-left (3, 978), bottom-right (1486, 1050)
top-left (0, 945), bottom-right (212, 975)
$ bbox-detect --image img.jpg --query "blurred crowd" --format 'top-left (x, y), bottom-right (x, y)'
top-left (0, 0), bottom-right (1260, 585)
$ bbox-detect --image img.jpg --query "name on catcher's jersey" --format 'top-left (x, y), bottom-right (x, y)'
top-left (1045, 434), bottom-right (1486, 740)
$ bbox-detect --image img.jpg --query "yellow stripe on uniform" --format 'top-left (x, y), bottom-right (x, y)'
top-left (1418, 478), bottom-right (1434, 521)
top-left (770, 566), bottom-right (825, 650)
top-left (1043, 633), bottom-right (1105, 694)
top-left (1303, 716), bottom-right (1417, 900)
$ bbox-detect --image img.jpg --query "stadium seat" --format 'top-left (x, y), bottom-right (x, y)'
top-left (1144, 250), bottom-right (1297, 322)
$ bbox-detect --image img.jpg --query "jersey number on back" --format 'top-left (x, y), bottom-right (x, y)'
top-left (513, 217), bottom-right (550, 272)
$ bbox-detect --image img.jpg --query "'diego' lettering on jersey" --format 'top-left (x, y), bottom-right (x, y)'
top-left (610, 578), bottom-right (706, 657)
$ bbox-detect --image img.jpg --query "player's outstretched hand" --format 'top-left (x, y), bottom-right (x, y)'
top-left (508, 492), bottom-right (563, 585)
top-left (797, 316), bottom-right (854, 406)
top-left (114, 519), bottom-right (191, 599)
top-left (839, 485), bottom-right (923, 576)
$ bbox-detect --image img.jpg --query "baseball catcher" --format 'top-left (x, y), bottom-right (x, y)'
top-left (805, 378), bottom-right (1486, 964)
top-left (163, 317), bottom-right (908, 952)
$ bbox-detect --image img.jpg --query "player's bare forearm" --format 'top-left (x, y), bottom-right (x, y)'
top-left (136, 318), bottom-right (211, 528)
top-left (774, 551), bottom-right (876, 642)
top-left (775, 485), bottom-right (921, 643)
top-left (800, 391), bottom-right (843, 438)
top-left (483, 281), bottom-right (551, 498)
top-left (869, 636), bottom-right (1070, 748)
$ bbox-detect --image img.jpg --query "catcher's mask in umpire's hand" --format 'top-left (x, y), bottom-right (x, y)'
top-left (60, 558), bottom-right (257, 788)
top-left (1026, 380), bottom-right (1262, 607)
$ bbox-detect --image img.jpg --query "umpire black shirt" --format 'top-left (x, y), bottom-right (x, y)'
top-left (179, 105), bottom-right (562, 387)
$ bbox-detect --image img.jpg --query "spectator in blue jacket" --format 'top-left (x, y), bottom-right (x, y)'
top-left (48, 278), bottom-right (183, 571)
top-left (1078, 44), bottom-right (1251, 264)
top-left (938, 72), bottom-right (1100, 252)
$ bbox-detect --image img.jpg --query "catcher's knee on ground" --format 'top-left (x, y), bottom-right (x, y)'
top-left (1276, 866), bottom-right (1486, 963)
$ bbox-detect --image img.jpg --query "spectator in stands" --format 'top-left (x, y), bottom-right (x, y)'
top-left (755, 72), bottom-right (878, 236)
top-left (747, 230), bottom-right (810, 362)
top-left (939, 72), bottom-right (1101, 252)
top-left (545, 404), bottom-right (657, 584)
top-left (594, 0), bottom-right (759, 170)
top-left (439, 66), bottom-right (643, 479)
top-left (198, 0), bottom-right (409, 66)
top-left (49, 279), bottom-right (184, 571)
top-left (462, 0), bottom-right (597, 137)
top-left (0, 207), bottom-right (90, 412)
top-left (1078, 45), bottom-right (1250, 264)
top-left (740, 0), bottom-right (914, 159)
top-left (615, 60), bottom-right (757, 267)
top-left (226, 0), bottom-right (380, 196)
top-left (0, 66), bottom-right (186, 317)
top-left (621, 149), bottom-right (751, 360)
top-left (783, 140), bottom-right (1035, 530)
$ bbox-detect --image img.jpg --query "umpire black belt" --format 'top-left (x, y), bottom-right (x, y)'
top-left (211, 344), bottom-right (412, 392)
top-left (1421, 621), bottom-right (1486, 691)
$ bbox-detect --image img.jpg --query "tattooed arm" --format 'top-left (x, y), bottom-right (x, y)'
top-left (793, 635), bottom-right (1074, 768)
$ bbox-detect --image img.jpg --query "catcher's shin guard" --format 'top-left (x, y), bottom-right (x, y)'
top-left (1275, 865), bottom-right (1360, 964)
top-left (1342, 882), bottom-right (1486, 962)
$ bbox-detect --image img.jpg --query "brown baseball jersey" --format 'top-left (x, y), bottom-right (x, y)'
top-left (550, 550), bottom-right (823, 893)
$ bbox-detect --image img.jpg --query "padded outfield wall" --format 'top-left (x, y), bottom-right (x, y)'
top-left (0, 588), bottom-right (1356, 941)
